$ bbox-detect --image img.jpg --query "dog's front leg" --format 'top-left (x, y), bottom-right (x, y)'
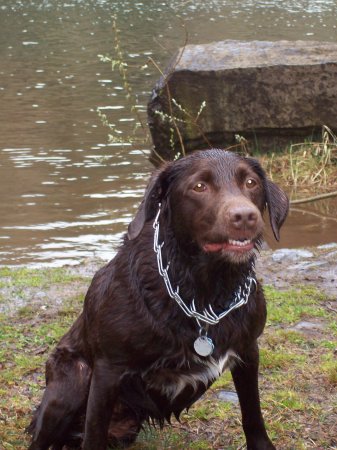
top-left (82, 358), bottom-right (122, 450)
top-left (231, 343), bottom-right (276, 450)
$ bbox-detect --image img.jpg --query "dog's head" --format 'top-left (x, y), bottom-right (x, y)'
top-left (128, 149), bottom-right (289, 263)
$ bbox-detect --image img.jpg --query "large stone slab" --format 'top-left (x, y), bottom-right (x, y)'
top-left (147, 40), bottom-right (337, 162)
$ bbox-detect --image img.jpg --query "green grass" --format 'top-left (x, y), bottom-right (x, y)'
top-left (0, 266), bottom-right (80, 288)
top-left (320, 355), bottom-right (337, 385)
top-left (265, 285), bottom-right (327, 325)
top-left (0, 267), bottom-right (336, 450)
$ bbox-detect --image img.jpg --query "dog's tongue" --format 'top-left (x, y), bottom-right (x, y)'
top-left (203, 241), bottom-right (254, 253)
top-left (203, 243), bottom-right (225, 252)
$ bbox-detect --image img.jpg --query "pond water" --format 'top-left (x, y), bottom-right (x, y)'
top-left (0, 0), bottom-right (336, 267)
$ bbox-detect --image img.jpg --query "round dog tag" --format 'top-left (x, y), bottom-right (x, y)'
top-left (194, 336), bottom-right (214, 357)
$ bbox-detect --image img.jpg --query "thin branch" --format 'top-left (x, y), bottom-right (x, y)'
top-left (326, 302), bottom-right (337, 314)
top-left (151, 147), bottom-right (167, 164)
top-left (222, 142), bottom-right (248, 154)
top-left (111, 18), bottom-right (148, 138)
top-left (148, 18), bottom-right (189, 158)
top-left (165, 19), bottom-right (214, 151)
top-left (177, 101), bottom-right (213, 149)
top-left (290, 191), bottom-right (337, 205)
top-left (148, 56), bottom-right (186, 157)
top-left (173, 16), bottom-right (189, 69)
top-left (290, 207), bottom-right (337, 223)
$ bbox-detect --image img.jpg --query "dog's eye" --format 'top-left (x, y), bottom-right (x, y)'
top-left (245, 178), bottom-right (257, 189)
top-left (193, 182), bottom-right (207, 192)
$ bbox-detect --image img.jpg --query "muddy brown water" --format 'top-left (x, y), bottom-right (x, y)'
top-left (0, 1), bottom-right (336, 267)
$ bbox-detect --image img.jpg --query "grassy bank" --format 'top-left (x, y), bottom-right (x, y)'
top-left (0, 266), bottom-right (336, 449)
top-left (258, 127), bottom-right (337, 199)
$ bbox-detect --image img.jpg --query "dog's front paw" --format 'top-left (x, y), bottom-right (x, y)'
top-left (247, 438), bottom-right (276, 450)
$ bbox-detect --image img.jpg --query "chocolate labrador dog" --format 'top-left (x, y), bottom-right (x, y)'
top-left (28, 149), bottom-right (289, 450)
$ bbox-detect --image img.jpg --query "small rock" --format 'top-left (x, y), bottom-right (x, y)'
top-left (290, 320), bottom-right (325, 335)
top-left (216, 390), bottom-right (239, 403)
top-left (326, 250), bottom-right (337, 260)
top-left (317, 243), bottom-right (337, 250)
top-left (288, 260), bottom-right (328, 271)
top-left (272, 248), bottom-right (314, 263)
top-left (291, 320), bottom-right (325, 332)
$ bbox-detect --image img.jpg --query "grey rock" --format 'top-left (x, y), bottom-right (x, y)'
top-left (148, 40), bottom-right (337, 162)
top-left (297, 321), bottom-right (324, 330)
top-left (272, 248), bottom-right (314, 263)
top-left (291, 320), bottom-right (325, 332)
top-left (325, 250), bottom-right (337, 260)
top-left (288, 260), bottom-right (328, 271)
top-left (216, 390), bottom-right (239, 403)
top-left (317, 243), bottom-right (337, 250)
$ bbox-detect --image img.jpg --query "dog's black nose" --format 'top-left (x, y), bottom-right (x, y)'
top-left (229, 206), bottom-right (259, 231)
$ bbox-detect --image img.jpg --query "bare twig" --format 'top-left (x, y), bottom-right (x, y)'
top-left (326, 303), bottom-right (337, 314)
top-left (148, 56), bottom-right (186, 157)
top-left (290, 191), bottom-right (337, 205)
top-left (150, 18), bottom-right (216, 158)
top-left (175, 99), bottom-right (213, 149)
top-left (111, 17), bottom-right (147, 136)
top-left (149, 17), bottom-right (190, 158)
top-left (290, 207), bottom-right (337, 223)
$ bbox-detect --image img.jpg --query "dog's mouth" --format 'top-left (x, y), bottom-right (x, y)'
top-left (202, 238), bottom-right (255, 253)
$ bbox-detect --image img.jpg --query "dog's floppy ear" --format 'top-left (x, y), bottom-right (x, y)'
top-left (247, 156), bottom-right (289, 241)
top-left (265, 179), bottom-right (289, 241)
top-left (127, 164), bottom-right (170, 240)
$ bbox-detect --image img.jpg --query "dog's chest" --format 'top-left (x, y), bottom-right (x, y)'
top-left (143, 349), bottom-right (238, 402)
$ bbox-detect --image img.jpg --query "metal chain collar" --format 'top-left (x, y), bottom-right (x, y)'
top-left (152, 204), bottom-right (257, 328)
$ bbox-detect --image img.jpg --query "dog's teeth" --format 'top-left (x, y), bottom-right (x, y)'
top-left (229, 239), bottom-right (251, 247)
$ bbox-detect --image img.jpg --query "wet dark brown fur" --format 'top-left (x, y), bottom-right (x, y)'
top-left (28, 149), bottom-right (289, 450)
